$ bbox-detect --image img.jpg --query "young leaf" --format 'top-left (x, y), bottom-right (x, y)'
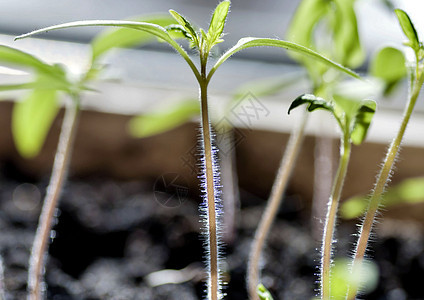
top-left (370, 46), bottom-right (406, 94)
top-left (331, 0), bottom-right (365, 68)
top-left (330, 258), bottom-right (378, 299)
top-left (128, 99), bottom-right (199, 138)
top-left (257, 284), bottom-right (274, 300)
top-left (12, 89), bottom-right (59, 158)
top-left (351, 100), bottom-right (376, 145)
top-left (342, 176), bottom-right (424, 219)
top-left (15, 20), bottom-right (201, 82)
top-left (0, 45), bottom-right (58, 75)
top-left (207, 1), bottom-right (231, 48)
top-left (91, 15), bottom-right (180, 61)
top-left (208, 37), bottom-right (359, 82)
top-left (288, 93), bottom-right (334, 114)
top-left (286, 0), bottom-right (328, 51)
top-left (395, 9), bottom-right (420, 51)
top-left (169, 10), bottom-right (198, 46)
top-left (286, 0), bottom-right (329, 80)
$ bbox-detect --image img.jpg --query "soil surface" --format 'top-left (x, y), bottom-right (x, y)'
top-left (0, 163), bottom-right (423, 300)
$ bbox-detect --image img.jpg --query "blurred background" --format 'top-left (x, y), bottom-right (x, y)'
top-left (0, 0), bottom-right (423, 299)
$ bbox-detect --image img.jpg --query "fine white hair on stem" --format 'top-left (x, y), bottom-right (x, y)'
top-left (198, 127), bottom-right (225, 299)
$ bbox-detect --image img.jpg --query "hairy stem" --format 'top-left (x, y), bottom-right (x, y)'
top-left (247, 113), bottom-right (308, 300)
top-left (217, 123), bottom-right (239, 244)
top-left (27, 98), bottom-right (80, 300)
top-left (346, 71), bottom-right (424, 300)
top-left (199, 69), bottom-right (220, 300)
top-left (321, 132), bottom-right (351, 300)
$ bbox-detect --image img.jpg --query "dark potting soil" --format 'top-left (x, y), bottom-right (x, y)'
top-left (0, 167), bottom-right (423, 299)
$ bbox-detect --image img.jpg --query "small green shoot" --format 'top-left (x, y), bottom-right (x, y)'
top-left (342, 177), bottom-right (424, 220)
top-left (370, 46), bottom-right (406, 95)
top-left (257, 284), bottom-right (274, 300)
top-left (289, 93), bottom-right (375, 299)
top-left (347, 9), bottom-right (424, 300)
top-left (289, 94), bottom-right (375, 146)
top-left (330, 258), bottom-right (378, 299)
top-left (128, 99), bottom-right (199, 138)
top-left (395, 9), bottom-right (421, 52)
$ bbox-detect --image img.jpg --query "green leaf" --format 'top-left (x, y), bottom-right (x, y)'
top-left (0, 45), bottom-right (58, 75)
top-left (91, 15), bottom-right (180, 61)
top-left (288, 93), bottom-right (334, 114)
top-left (208, 37), bottom-right (359, 83)
top-left (286, 0), bottom-right (328, 50)
top-left (330, 258), bottom-right (378, 299)
top-left (12, 89), bottom-right (59, 158)
top-left (351, 100), bottom-right (376, 145)
top-left (395, 9), bottom-right (420, 51)
top-left (15, 20), bottom-right (201, 82)
top-left (257, 284), bottom-right (274, 300)
top-left (370, 46), bottom-right (406, 95)
top-left (286, 0), bottom-right (329, 77)
top-left (128, 99), bottom-right (199, 138)
top-left (169, 10), bottom-right (199, 46)
top-left (331, 0), bottom-right (365, 68)
top-left (207, 1), bottom-right (231, 48)
top-left (341, 177), bottom-right (424, 219)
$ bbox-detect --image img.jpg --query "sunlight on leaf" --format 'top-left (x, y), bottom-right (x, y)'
top-left (207, 1), bottom-right (231, 49)
top-left (209, 37), bottom-right (359, 83)
top-left (342, 177), bottom-right (424, 219)
top-left (15, 20), bottom-right (200, 81)
top-left (12, 89), bottom-right (59, 158)
top-left (91, 15), bottom-right (179, 61)
top-left (128, 99), bottom-right (199, 138)
top-left (370, 46), bottom-right (406, 95)
top-left (330, 258), bottom-right (378, 299)
top-left (257, 284), bottom-right (274, 300)
top-left (0, 46), bottom-right (62, 77)
top-left (395, 9), bottom-right (420, 51)
top-left (169, 10), bottom-right (198, 46)
top-left (331, 0), bottom-right (364, 68)
top-left (371, 47), bottom-right (406, 83)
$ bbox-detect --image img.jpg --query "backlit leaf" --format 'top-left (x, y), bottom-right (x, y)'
top-left (370, 46), bottom-right (406, 95)
top-left (169, 10), bottom-right (198, 46)
top-left (257, 284), bottom-right (274, 300)
top-left (208, 37), bottom-right (359, 82)
top-left (91, 15), bottom-right (179, 61)
top-left (395, 9), bottom-right (420, 51)
top-left (15, 20), bottom-right (200, 81)
top-left (331, 0), bottom-right (365, 68)
top-left (342, 177), bottom-right (424, 219)
top-left (0, 45), bottom-right (61, 76)
top-left (330, 258), bottom-right (378, 299)
top-left (207, 1), bottom-right (231, 48)
top-left (128, 99), bottom-right (199, 138)
top-left (12, 89), bottom-right (59, 158)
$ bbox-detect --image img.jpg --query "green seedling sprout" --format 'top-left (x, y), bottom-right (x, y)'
top-left (288, 93), bottom-right (376, 300)
top-left (15, 1), bottom-right (359, 298)
top-left (347, 9), bottom-right (424, 300)
top-left (247, 1), bottom-right (365, 298)
top-left (4, 15), bottom-right (178, 300)
top-left (0, 46), bottom-right (81, 300)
